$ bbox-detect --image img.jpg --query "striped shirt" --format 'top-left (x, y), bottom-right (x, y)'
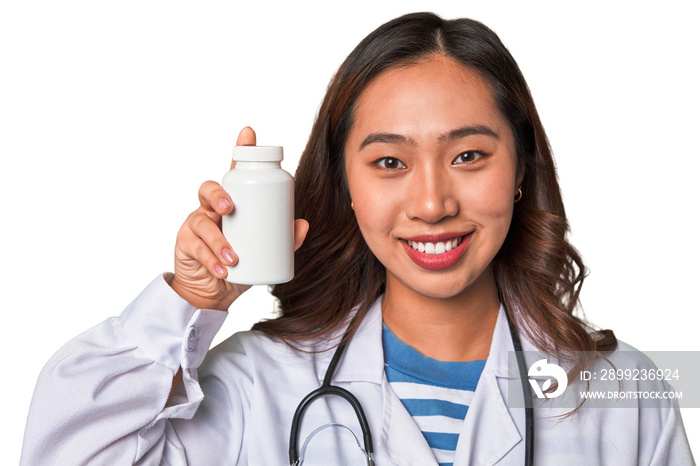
top-left (382, 323), bottom-right (485, 466)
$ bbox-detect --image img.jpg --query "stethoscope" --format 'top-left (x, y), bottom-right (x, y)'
top-left (289, 312), bottom-right (534, 466)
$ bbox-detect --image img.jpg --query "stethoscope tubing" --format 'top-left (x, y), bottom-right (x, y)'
top-left (288, 311), bottom-right (533, 466)
top-left (289, 327), bottom-right (375, 465)
top-left (289, 377), bottom-right (374, 464)
top-left (507, 313), bottom-right (535, 466)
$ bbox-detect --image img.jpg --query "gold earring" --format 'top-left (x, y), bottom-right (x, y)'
top-left (514, 188), bottom-right (523, 203)
top-left (351, 201), bottom-right (354, 210)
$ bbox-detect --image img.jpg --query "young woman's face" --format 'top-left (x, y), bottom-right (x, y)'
top-left (345, 56), bottom-right (521, 300)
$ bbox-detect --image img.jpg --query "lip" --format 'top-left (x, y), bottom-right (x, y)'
top-left (402, 232), bottom-right (469, 243)
top-left (400, 232), bottom-right (473, 271)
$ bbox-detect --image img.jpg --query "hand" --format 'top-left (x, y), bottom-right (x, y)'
top-left (170, 127), bottom-right (309, 311)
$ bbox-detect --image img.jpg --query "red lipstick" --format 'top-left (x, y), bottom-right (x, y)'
top-left (401, 232), bottom-right (473, 271)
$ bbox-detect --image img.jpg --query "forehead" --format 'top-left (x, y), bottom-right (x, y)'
top-left (350, 56), bottom-right (505, 139)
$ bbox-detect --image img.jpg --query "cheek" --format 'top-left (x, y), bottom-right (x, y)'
top-left (348, 179), bottom-right (407, 264)
top-left (352, 184), bottom-right (399, 236)
top-left (346, 159), bottom-right (403, 235)
top-left (468, 175), bottom-right (515, 225)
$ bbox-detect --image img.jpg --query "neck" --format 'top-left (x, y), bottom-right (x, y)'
top-left (382, 267), bottom-right (500, 362)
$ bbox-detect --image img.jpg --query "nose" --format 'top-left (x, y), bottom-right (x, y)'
top-left (404, 166), bottom-right (459, 223)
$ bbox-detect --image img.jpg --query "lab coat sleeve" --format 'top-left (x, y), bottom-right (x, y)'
top-left (614, 343), bottom-right (696, 465)
top-left (647, 393), bottom-right (696, 465)
top-left (20, 273), bottom-right (228, 465)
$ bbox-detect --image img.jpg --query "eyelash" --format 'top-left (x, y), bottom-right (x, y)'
top-left (371, 151), bottom-right (487, 170)
top-left (372, 157), bottom-right (406, 170)
top-left (452, 151), bottom-right (487, 164)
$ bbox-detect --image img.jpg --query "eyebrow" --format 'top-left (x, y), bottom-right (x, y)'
top-left (359, 133), bottom-right (416, 150)
top-left (438, 125), bottom-right (499, 143)
top-left (358, 124), bottom-right (499, 150)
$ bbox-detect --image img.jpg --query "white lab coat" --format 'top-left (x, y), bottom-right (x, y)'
top-left (21, 274), bottom-right (694, 465)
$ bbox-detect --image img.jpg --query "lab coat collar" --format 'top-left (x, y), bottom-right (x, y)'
top-left (452, 304), bottom-right (524, 464)
top-left (316, 297), bottom-right (386, 385)
top-left (318, 297), bottom-right (534, 465)
top-left (488, 302), bottom-right (539, 378)
top-left (323, 295), bottom-right (537, 383)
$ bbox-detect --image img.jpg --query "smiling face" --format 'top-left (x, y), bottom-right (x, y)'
top-left (344, 56), bottom-right (521, 302)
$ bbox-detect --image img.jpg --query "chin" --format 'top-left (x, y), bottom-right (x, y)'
top-left (402, 277), bottom-right (474, 300)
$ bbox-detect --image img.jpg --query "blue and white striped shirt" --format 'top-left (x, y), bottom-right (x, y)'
top-left (383, 323), bottom-right (485, 466)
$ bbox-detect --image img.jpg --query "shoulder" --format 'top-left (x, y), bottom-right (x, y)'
top-left (205, 329), bottom-right (306, 365)
top-left (580, 340), bottom-right (676, 394)
top-left (586, 339), bottom-right (684, 394)
top-left (591, 339), bottom-right (659, 374)
top-left (199, 329), bottom-right (335, 384)
top-left (195, 300), bottom-right (383, 387)
top-left (531, 341), bottom-right (694, 462)
top-left (587, 342), bottom-right (694, 463)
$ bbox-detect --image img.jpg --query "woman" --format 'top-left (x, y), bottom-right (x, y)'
top-left (21, 12), bottom-right (693, 465)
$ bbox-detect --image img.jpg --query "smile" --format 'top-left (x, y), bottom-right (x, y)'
top-left (406, 237), bottom-right (463, 255)
top-left (401, 233), bottom-right (472, 271)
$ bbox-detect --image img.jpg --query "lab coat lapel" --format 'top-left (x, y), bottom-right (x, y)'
top-left (323, 298), bottom-right (385, 385)
top-left (324, 298), bottom-right (441, 465)
top-left (452, 306), bottom-right (523, 465)
top-left (315, 300), bottom-right (528, 465)
top-left (382, 377), bottom-right (440, 465)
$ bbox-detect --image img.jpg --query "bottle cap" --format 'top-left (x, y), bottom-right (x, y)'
top-left (232, 145), bottom-right (283, 162)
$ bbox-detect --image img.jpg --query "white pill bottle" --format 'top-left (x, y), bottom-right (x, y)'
top-left (221, 145), bottom-right (294, 285)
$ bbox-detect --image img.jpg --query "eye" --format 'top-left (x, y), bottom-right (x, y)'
top-left (374, 157), bottom-right (406, 170)
top-left (452, 151), bottom-right (485, 164)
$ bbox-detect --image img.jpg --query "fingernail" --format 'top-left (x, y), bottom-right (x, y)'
top-left (214, 264), bottom-right (227, 277)
top-left (221, 248), bottom-right (236, 263)
top-left (216, 198), bottom-right (231, 210)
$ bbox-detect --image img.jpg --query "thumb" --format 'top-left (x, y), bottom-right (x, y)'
top-left (232, 127), bottom-right (257, 169)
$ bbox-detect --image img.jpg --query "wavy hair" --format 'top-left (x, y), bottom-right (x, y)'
top-left (254, 12), bottom-right (617, 358)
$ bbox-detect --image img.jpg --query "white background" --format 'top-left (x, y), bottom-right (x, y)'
top-left (2, 0), bottom-right (698, 462)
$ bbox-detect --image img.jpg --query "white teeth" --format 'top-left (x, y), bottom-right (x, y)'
top-left (408, 237), bottom-right (462, 255)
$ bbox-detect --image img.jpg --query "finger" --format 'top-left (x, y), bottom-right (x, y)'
top-left (293, 218), bottom-right (309, 251)
top-left (177, 226), bottom-right (230, 279)
top-left (193, 236), bottom-right (229, 279)
top-left (198, 180), bottom-right (234, 218)
top-left (232, 127), bottom-right (257, 169)
top-left (236, 126), bottom-right (257, 146)
top-left (188, 212), bottom-right (238, 266)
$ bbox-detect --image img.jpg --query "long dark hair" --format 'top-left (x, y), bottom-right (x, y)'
top-left (254, 12), bottom-right (617, 357)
